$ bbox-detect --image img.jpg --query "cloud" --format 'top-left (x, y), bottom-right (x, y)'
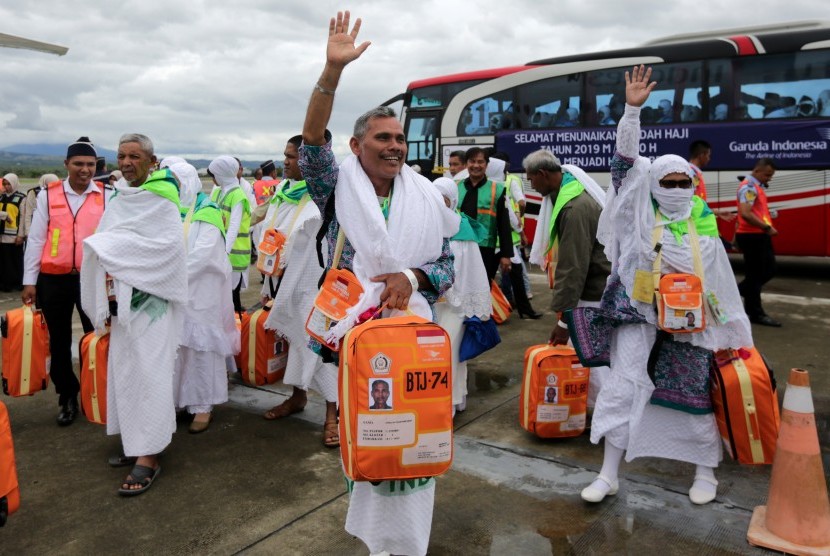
top-left (1, 0), bottom-right (828, 161)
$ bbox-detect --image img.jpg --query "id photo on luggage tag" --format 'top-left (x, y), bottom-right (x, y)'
top-left (369, 378), bottom-right (393, 410)
top-left (543, 386), bottom-right (558, 404)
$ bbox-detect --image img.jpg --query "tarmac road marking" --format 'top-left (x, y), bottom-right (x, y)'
top-left (762, 292), bottom-right (830, 306)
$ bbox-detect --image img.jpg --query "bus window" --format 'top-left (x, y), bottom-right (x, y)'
top-left (587, 62), bottom-right (703, 125)
top-left (409, 85), bottom-right (442, 108)
top-left (406, 112), bottom-right (438, 162)
top-left (459, 90), bottom-right (515, 136)
top-left (736, 50), bottom-right (830, 119)
top-left (517, 74), bottom-right (583, 128)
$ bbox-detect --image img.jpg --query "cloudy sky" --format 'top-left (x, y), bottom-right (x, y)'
top-left (1, 1), bottom-right (827, 162)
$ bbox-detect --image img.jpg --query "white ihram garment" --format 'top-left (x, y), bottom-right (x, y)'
top-left (338, 160), bottom-right (456, 556)
top-left (590, 105), bottom-right (752, 466)
top-left (326, 156), bottom-right (458, 345)
top-left (173, 220), bottom-right (238, 410)
top-left (261, 194), bottom-right (337, 402)
top-left (81, 183), bottom-right (187, 456)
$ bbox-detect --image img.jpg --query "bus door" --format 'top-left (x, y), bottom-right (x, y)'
top-left (404, 109), bottom-right (440, 175)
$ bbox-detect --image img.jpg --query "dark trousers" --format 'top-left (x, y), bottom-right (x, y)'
top-left (232, 274), bottom-right (244, 312)
top-left (0, 242), bottom-right (23, 291)
top-left (479, 245), bottom-right (535, 316)
top-left (37, 273), bottom-right (93, 404)
top-left (735, 233), bottom-right (776, 318)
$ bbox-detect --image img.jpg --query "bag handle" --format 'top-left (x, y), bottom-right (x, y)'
top-left (650, 213), bottom-right (705, 292)
top-left (182, 200), bottom-right (197, 248)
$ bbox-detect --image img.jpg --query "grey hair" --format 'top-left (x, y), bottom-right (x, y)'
top-left (522, 149), bottom-right (562, 174)
top-left (353, 106), bottom-right (398, 139)
top-left (118, 133), bottom-right (154, 157)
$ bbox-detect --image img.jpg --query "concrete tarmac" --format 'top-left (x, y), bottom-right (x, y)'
top-left (1, 265), bottom-right (828, 555)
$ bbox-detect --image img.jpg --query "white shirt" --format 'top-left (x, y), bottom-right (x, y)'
top-left (505, 173), bottom-right (526, 203)
top-left (23, 179), bottom-right (111, 285)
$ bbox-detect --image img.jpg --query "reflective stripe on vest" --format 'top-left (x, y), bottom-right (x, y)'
top-left (736, 179), bottom-right (772, 234)
top-left (40, 181), bottom-right (104, 274)
top-left (212, 186), bottom-right (251, 271)
top-left (457, 180), bottom-right (504, 248)
top-left (253, 179), bottom-right (281, 205)
top-left (0, 191), bottom-right (24, 237)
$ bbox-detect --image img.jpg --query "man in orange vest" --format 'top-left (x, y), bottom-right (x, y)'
top-left (21, 137), bottom-right (107, 425)
top-left (735, 157), bottom-right (780, 327)
top-left (252, 160), bottom-right (281, 205)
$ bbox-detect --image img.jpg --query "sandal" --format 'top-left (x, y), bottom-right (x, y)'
top-left (323, 420), bottom-right (340, 448)
top-left (263, 399), bottom-right (306, 420)
top-left (118, 464), bottom-right (160, 497)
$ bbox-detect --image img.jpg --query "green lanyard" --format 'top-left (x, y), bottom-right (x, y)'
top-left (378, 185), bottom-right (393, 221)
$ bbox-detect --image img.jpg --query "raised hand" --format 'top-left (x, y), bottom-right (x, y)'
top-left (625, 65), bottom-right (656, 108)
top-left (326, 11), bottom-right (371, 69)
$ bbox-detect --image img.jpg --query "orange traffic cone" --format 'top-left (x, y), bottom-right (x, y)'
top-left (747, 368), bottom-right (830, 555)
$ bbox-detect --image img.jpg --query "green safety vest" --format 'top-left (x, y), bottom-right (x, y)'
top-left (210, 185), bottom-right (251, 271)
top-left (457, 179), bottom-right (505, 248)
top-left (140, 169), bottom-right (181, 209)
top-left (182, 192), bottom-right (225, 236)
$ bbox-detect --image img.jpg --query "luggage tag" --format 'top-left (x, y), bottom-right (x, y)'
top-left (256, 229), bottom-right (286, 276)
top-left (705, 290), bottom-right (728, 325)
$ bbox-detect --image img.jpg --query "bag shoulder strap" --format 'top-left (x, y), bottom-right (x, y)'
top-left (651, 213), bottom-right (705, 292)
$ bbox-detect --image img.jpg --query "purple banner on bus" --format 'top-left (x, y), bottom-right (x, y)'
top-left (496, 119), bottom-right (830, 172)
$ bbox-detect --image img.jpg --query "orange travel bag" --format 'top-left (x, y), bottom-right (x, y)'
top-left (520, 345), bottom-right (590, 438)
top-left (656, 273), bottom-right (705, 334)
top-left (0, 401), bottom-right (20, 526)
top-left (1, 305), bottom-right (50, 397)
top-left (339, 315), bottom-right (453, 481)
top-left (79, 330), bottom-right (109, 425)
top-left (710, 347), bottom-right (780, 464)
top-left (237, 305), bottom-right (288, 386)
top-left (490, 280), bottom-right (511, 324)
top-left (305, 267), bottom-right (364, 351)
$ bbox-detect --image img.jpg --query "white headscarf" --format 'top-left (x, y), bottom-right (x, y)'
top-left (486, 158), bottom-right (506, 181)
top-left (168, 162), bottom-right (202, 208)
top-left (650, 154), bottom-right (694, 223)
top-left (37, 173), bottom-right (59, 188)
top-left (2, 173), bottom-right (20, 192)
top-left (159, 156), bottom-right (187, 169)
top-left (433, 177), bottom-right (458, 210)
top-left (208, 156), bottom-right (239, 189)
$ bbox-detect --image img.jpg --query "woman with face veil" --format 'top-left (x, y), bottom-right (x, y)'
top-left (569, 66), bottom-right (753, 506)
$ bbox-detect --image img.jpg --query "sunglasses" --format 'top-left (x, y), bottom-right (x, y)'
top-left (658, 178), bottom-right (693, 188)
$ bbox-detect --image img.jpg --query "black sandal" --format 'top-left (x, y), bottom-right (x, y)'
top-left (118, 464), bottom-right (160, 497)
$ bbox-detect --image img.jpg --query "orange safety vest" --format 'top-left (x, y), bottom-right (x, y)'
top-left (736, 178), bottom-right (771, 234)
top-left (40, 181), bottom-right (105, 274)
top-left (690, 163), bottom-right (707, 201)
top-left (252, 179), bottom-right (281, 205)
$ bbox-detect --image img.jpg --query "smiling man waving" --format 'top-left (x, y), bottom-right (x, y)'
top-left (299, 11), bottom-right (457, 556)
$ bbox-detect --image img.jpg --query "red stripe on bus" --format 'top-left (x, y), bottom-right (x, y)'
top-left (729, 35), bottom-right (759, 55)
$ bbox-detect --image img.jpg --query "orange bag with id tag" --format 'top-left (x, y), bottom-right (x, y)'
top-left (651, 214), bottom-right (706, 334)
top-left (79, 330), bottom-right (109, 424)
top-left (1, 305), bottom-right (50, 397)
top-left (305, 231), bottom-right (363, 351)
top-left (256, 195), bottom-right (309, 277)
top-left (339, 315), bottom-right (453, 481)
top-left (255, 228), bottom-right (286, 276)
top-left (520, 345), bottom-right (590, 438)
top-left (656, 273), bottom-right (705, 333)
